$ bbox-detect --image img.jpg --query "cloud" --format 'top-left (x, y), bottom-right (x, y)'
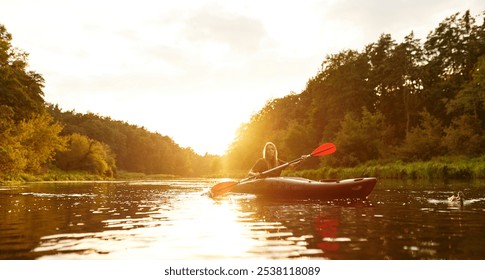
top-left (184, 9), bottom-right (267, 54)
top-left (320, 0), bottom-right (484, 47)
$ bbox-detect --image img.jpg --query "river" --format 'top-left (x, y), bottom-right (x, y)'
top-left (1, 178), bottom-right (485, 260)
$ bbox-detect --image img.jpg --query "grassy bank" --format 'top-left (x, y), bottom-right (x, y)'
top-left (0, 169), bottom-right (109, 185)
top-left (285, 156), bottom-right (485, 180)
top-left (115, 172), bottom-right (177, 180)
top-left (0, 170), bottom-right (180, 185)
top-left (3, 157), bottom-right (485, 185)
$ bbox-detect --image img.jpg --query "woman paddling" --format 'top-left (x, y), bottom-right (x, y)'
top-left (248, 142), bottom-right (301, 178)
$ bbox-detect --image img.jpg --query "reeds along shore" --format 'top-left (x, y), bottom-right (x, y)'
top-left (285, 157), bottom-right (485, 180)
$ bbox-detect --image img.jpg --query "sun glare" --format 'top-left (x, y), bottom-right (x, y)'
top-left (124, 193), bottom-right (259, 259)
top-left (112, 92), bottom-right (264, 156)
top-left (154, 94), bottom-right (261, 156)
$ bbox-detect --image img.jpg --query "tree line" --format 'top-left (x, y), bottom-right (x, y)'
top-left (224, 10), bottom-right (485, 172)
top-left (48, 106), bottom-right (222, 177)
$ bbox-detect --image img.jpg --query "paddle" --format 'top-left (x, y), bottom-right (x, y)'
top-left (209, 143), bottom-right (336, 197)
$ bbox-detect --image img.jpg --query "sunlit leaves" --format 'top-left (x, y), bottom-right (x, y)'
top-left (0, 112), bottom-right (67, 174)
top-left (55, 133), bottom-right (116, 176)
top-left (1, 24), bottom-right (62, 177)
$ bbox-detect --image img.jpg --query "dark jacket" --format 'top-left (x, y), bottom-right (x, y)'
top-left (249, 158), bottom-right (286, 177)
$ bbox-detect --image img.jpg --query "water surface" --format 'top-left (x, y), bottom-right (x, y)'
top-left (1, 178), bottom-right (484, 259)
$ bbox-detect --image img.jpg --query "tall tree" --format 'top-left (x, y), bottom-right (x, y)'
top-left (446, 55), bottom-right (485, 122)
top-left (366, 33), bottom-right (424, 139)
top-left (0, 25), bottom-right (45, 121)
top-left (310, 49), bottom-right (374, 142)
top-left (422, 11), bottom-right (483, 122)
top-left (1, 25), bottom-right (66, 176)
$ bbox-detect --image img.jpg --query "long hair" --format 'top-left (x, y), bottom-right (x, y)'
top-left (262, 142), bottom-right (278, 168)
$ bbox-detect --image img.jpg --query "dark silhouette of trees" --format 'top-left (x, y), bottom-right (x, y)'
top-left (225, 10), bottom-right (485, 171)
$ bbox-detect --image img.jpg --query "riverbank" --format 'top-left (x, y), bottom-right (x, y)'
top-left (2, 156), bottom-right (485, 185)
top-left (285, 156), bottom-right (485, 180)
top-left (0, 169), bottom-right (179, 185)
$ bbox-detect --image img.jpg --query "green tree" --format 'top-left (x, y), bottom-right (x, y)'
top-left (422, 10), bottom-right (485, 122)
top-left (441, 53), bottom-right (485, 157)
top-left (1, 112), bottom-right (67, 174)
top-left (366, 33), bottom-right (425, 140)
top-left (279, 120), bottom-right (319, 168)
top-left (0, 25), bottom-right (45, 121)
top-left (310, 49), bottom-right (374, 141)
top-left (332, 108), bottom-right (387, 167)
top-left (446, 55), bottom-right (485, 122)
top-left (1, 25), bottom-right (66, 177)
top-left (18, 113), bottom-right (67, 172)
top-left (56, 133), bottom-right (116, 176)
top-left (398, 110), bottom-right (444, 161)
top-left (0, 106), bottom-right (24, 173)
top-left (443, 114), bottom-right (484, 156)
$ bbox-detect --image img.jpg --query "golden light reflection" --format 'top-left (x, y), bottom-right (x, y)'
top-left (36, 192), bottom-right (261, 259)
top-left (145, 195), bottom-right (261, 259)
top-left (33, 182), bottom-right (325, 260)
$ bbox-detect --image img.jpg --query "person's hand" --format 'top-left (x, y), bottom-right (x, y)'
top-left (290, 155), bottom-right (309, 168)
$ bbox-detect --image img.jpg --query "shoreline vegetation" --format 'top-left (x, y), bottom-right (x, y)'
top-left (0, 170), bottom-right (179, 186)
top-left (285, 156), bottom-right (485, 181)
top-left (2, 156), bottom-right (484, 186)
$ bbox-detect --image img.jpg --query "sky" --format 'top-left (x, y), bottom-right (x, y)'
top-left (2, 0), bottom-right (484, 155)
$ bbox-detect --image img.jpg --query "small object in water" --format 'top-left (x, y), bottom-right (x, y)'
top-left (448, 191), bottom-right (465, 202)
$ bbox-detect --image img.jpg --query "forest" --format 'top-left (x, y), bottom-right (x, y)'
top-left (224, 10), bottom-right (485, 178)
top-left (1, 10), bottom-right (485, 182)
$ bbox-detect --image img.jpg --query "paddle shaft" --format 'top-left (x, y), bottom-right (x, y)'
top-left (249, 156), bottom-right (307, 179)
top-left (209, 143), bottom-right (336, 197)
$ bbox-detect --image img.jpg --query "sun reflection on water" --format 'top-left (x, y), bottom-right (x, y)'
top-left (33, 183), bottom-right (327, 259)
top-left (31, 187), bottom-right (263, 259)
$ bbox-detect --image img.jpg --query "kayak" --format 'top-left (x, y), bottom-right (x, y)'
top-left (230, 177), bottom-right (377, 199)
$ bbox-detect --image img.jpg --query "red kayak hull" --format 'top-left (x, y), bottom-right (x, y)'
top-left (231, 177), bottom-right (377, 199)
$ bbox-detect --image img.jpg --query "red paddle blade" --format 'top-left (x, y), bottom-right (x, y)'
top-left (210, 181), bottom-right (238, 197)
top-left (311, 143), bottom-right (336, 157)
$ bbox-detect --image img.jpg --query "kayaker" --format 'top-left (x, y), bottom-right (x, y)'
top-left (248, 142), bottom-right (301, 178)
